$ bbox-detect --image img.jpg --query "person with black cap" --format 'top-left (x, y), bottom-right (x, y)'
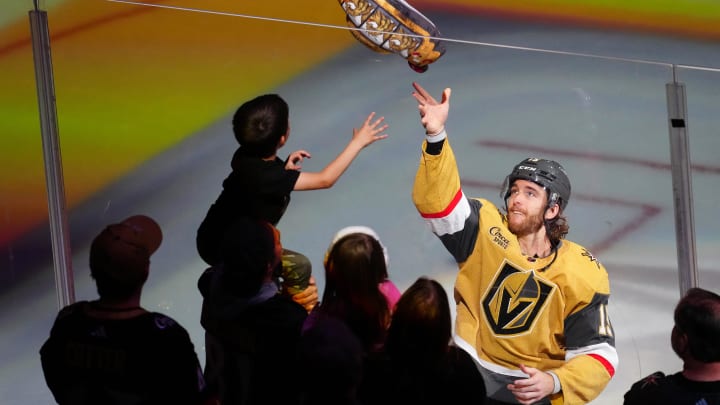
top-left (409, 82), bottom-right (618, 405)
top-left (40, 215), bottom-right (209, 405)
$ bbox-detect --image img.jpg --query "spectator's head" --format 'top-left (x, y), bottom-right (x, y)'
top-left (324, 225), bottom-right (390, 279)
top-left (298, 317), bottom-right (364, 403)
top-left (672, 287), bottom-right (720, 363)
top-left (89, 215), bottom-right (162, 300)
top-left (232, 94), bottom-right (289, 158)
top-left (385, 277), bottom-right (451, 360)
top-left (220, 217), bottom-right (281, 297)
top-left (322, 232), bottom-right (390, 350)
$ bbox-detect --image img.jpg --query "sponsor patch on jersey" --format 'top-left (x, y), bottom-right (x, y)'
top-left (482, 262), bottom-right (554, 336)
top-left (488, 226), bottom-right (510, 249)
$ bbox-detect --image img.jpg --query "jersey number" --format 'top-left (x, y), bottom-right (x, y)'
top-left (598, 303), bottom-right (614, 338)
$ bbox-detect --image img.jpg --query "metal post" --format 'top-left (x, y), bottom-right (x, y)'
top-left (666, 66), bottom-right (698, 297)
top-left (29, 8), bottom-right (75, 308)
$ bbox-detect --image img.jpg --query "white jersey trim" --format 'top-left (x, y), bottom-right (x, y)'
top-left (425, 191), bottom-right (471, 236)
top-left (454, 335), bottom-right (528, 378)
top-left (566, 342), bottom-right (619, 370)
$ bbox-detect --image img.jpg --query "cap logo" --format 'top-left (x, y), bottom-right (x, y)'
top-left (518, 166), bottom-right (536, 171)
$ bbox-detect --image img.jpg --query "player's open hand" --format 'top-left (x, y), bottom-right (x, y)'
top-left (352, 112), bottom-right (389, 148)
top-left (507, 364), bottom-right (556, 405)
top-left (286, 150), bottom-right (311, 170)
top-left (411, 82), bottom-right (451, 135)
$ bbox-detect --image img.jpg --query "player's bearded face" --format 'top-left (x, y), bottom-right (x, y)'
top-left (508, 207), bottom-right (544, 237)
top-left (507, 180), bottom-right (547, 237)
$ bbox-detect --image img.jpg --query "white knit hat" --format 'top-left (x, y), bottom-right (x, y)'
top-left (325, 226), bottom-right (389, 268)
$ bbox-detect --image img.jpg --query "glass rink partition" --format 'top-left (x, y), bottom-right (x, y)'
top-left (2, 0), bottom-right (720, 403)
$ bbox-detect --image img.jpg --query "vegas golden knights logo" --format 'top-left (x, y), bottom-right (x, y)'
top-left (482, 263), bottom-right (554, 335)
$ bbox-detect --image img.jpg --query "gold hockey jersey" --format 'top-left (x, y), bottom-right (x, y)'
top-left (413, 138), bottom-right (618, 405)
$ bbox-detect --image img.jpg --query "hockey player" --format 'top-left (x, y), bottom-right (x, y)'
top-left (410, 82), bottom-right (618, 405)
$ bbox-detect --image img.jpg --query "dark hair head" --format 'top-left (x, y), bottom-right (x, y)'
top-left (674, 287), bottom-right (720, 363)
top-left (297, 318), bottom-right (364, 401)
top-left (232, 94), bottom-right (289, 158)
top-left (385, 277), bottom-right (451, 361)
top-left (324, 225), bottom-right (390, 280)
top-left (321, 233), bottom-right (390, 350)
top-left (219, 217), bottom-right (279, 297)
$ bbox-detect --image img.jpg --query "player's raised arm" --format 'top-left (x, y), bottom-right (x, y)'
top-left (293, 112), bottom-right (388, 191)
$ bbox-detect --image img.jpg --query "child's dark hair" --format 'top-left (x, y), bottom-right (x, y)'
top-left (232, 94), bottom-right (289, 158)
top-left (321, 233), bottom-right (390, 350)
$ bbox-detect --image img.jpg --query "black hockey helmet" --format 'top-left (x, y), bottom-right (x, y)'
top-left (501, 158), bottom-right (571, 211)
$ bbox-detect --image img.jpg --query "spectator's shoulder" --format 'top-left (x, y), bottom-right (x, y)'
top-left (55, 300), bottom-right (88, 321)
top-left (148, 312), bottom-right (187, 335)
top-left (624, 371), bottom-right (668, 403)
top-left (267, 294), bottom-right (308, 321)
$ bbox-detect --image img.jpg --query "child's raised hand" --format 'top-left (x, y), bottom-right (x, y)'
top-left (285, 150), bottom-right (311, 170)
top-left (352, 112), bottom-right (389, 147)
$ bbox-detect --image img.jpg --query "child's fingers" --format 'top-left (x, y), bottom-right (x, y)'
top-left (373, 125), bottom-right (389, 136)
top-left (368, 118), bottom-right (386, 129)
